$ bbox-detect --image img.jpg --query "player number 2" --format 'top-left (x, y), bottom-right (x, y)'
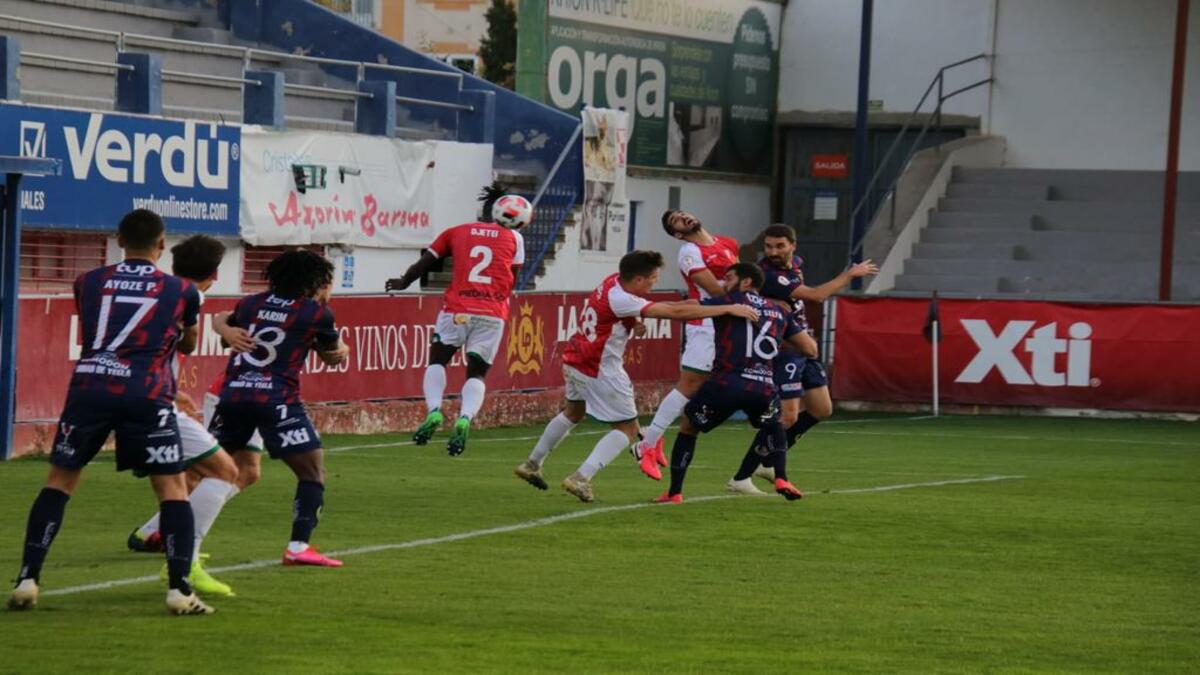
top-left (92, 295), bottom-right (158, 351)
top-left (744, 322), bottom-right (779, 360)
top-left (235, 324), bottom-right (287, 367)
top-left (467, 245), bottom-right (493, 284)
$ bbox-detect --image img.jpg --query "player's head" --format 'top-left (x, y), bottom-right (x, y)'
top-left (618, 249), bottom-right (664, 294)
top-left (761, 223), bottom-right (796, 268)
top-left (117, 209), bottom-right (166, 260)
top-left (170, 235), bottom-right (226, 291)
top-left (265, 249), bottom-right (335, 301)
top-left (661, 210), bottom-right (703, 240)
top-left (723, 262), bottom-right (765, 293)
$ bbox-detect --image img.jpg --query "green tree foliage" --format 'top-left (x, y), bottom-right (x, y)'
top-left (480, 0), bottom-right (517, 89)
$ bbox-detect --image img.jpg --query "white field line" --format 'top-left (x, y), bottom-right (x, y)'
top-left (325, 416), bottom-right (931, 455)
top-left (811, 429), bottom-right (1198, 447)
top-left (42, 474), bottom-right (1023, 598)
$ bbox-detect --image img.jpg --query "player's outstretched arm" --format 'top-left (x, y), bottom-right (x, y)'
top-left (644, 301), bottom-right (759, 322)
top-left (315, 339), bottom-right (350, 366)
top-left (789, 259), bottom-right (880, 303)
top-left (787, 331), bottom-right (820, 358)
top-left (385, 251), bottom-right (438, 293)
top-left (689, 268), bottom-right (727, 298)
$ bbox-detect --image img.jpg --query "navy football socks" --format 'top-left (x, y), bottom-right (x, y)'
top-left (159, 500), bottom-right (195, 594)
top-left (17, 488), bottom-right (70, 583)
top-left (668, 433), bottom-right (697, 496)
top-left (290, 480), bottom-right (325, 543)
top-left (787, 412), bottom-right (821, 447)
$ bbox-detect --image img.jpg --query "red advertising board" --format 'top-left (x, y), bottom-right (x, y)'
top-left (810, 154), bottom-right (849, 179)
top-left (832, 296), bottom-right (1200, 412)
top-left (15, 292), bottom-right (682, 422)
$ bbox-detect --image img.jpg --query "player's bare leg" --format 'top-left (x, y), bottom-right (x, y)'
top-left (280, 448), bottom-right (342, 567)
top-left (516, 400), bottom-right (584, 490)
top-left (8, 466), bottom-right (82, 610)
top-left (636, 370), bottom-right (706, 477)
top-left (563, 419), bottom-right (639, 503)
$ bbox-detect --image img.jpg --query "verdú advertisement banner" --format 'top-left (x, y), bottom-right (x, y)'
top-left (530, 0), bottom-right (781, 176)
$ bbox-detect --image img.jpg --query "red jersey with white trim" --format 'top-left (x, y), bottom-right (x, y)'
top-left (428, 222), bottom-right (525, 320)
top-left (562, 273), bottom-right (655, 378)
top-left (677, 235), bottom-right (739, 326)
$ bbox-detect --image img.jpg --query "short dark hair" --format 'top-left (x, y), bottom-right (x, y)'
top-left (661, 209), bottom-right (678, 236)
top-left (117, 209), bottom-right (165, 250)
top-left (619, 250), bottom-right (665, 281)
top-left (265, 249), bottom-right (334, 298)
top-left (728, 262), bottom-right (765, 290)
top-left (171, 235), bottom-right (226, 282)
top-left (762, 223), bottom-right (795, 243)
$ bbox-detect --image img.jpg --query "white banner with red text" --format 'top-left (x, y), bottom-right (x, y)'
top-left (831, 297), bottom-right (1200, 412)
top-left (239, 127), bottom-right (492, 248)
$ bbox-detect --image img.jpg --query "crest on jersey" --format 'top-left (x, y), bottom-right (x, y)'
top-left (506, 302), bottom-right (545, 376)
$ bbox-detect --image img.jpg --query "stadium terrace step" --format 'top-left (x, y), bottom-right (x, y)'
top-left (911, 242), bottom-right (1017, 259)
top-left (904, 257), bottom-right (1163, 278)
top-left (0, 0), bottom-right (199, 35)
top-left (944, 182), bottom-right (1050, 200)
top-left (928, 212), bottom-right (1033, 230)
top-left (953, 167), bottom-right (1200, 202)
top-left (893, 273), bottom-right (998, 294)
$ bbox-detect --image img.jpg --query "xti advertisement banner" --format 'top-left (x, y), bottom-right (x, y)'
top-left (520, 0), bottom-right (782, 175)
top-left (580, 107), bottom-right (630, 257)
top-left (0, 103), bottom-right (240, 234)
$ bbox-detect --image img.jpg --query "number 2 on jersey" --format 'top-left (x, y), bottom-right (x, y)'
top-left (467, 245), bottom-right (493, 284)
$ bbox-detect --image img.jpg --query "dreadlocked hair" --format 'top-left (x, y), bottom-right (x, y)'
top-left (264, 249), bottom-right (334, 298)
top-left (478, 181), bottom-right (508, 222)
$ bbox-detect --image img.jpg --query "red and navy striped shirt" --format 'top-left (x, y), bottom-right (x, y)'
top-left (70, 259), bottom-right (200, 403)
top-left (759, 255), bottom-right (812, 336)
top-left (219, 292), bottom-right (339, 404)
top-left (704, 291), bottom-right (802, 397)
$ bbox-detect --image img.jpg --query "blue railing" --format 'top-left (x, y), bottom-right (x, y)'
top-left (517, 124), bottom-right (584, 290)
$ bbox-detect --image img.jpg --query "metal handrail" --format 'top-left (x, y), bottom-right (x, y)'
top-left (396, 94), bottom-right (472, 111)
top-left (518, 123), bottom-right (585, 289)
top-left (532, 123), bottom-right (583, 208)
top-left (22, 52), bottom-right (134, 71)
top-left (162, 70), bottom-right (261, 87)
top-left (284, 82), bottom-right (372, 99)
top-left (847, 53), bottom-right (993, 260)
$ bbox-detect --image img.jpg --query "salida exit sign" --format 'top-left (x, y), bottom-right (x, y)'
top-left (811, 154), bottom-right (849, 179)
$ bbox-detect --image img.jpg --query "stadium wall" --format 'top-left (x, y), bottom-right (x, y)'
top-left (779, 0), bottom-right (1200, 170)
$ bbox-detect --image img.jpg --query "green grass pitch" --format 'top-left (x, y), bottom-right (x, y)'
top-left (1, 414), bottom-right (1196, 673)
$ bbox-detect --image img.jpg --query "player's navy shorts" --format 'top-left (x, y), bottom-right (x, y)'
top-left (209, 401), bottom-right (322, 459)
top-left (49, 392), bottom-right (184, 475)
top-left (775, 355), bottom-right (829, 400)
top-left (684, 380), bottom-right (779, 433)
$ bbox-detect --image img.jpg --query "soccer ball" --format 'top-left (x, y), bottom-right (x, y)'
top-left (492, 195), bottom-right (533, 230)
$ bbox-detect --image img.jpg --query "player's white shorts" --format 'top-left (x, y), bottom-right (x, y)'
top-left (202, 392), bottom-right (262, 451)
top-left (563, 365), bottom-right (638, 423)
top-left (177, 405), bottom-right (222, 467)
top-left (681, 324), bottom-right (715, 373)
top-left (434, 311), bottom-right (506, 364)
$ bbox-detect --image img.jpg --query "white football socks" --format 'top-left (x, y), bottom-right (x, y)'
top-left (642, 389), bottom-right (690, 446)
top-left (189, 477), bottom-right (240, 564)
top-left (528, 413), bottom-right (577, 465)
top-left (424, 364), bottom-right (447, 413)
top-left (579, 430), bottom-right (633, 480)
top-left (459, 377), bottom-right (486, 420)
top-left (137, 513), bottom-right (160, 539)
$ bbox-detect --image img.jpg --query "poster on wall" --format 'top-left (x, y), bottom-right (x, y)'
top-left (520, 0), bottom-right (781, 176)
top-left (0, 103), bottom-right (240, 234)
top-left (580, 107), bottom-right (630, 256)
top-left (239, 128), bottom-right (438, 248)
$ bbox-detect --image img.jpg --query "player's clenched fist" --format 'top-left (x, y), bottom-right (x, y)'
top-left (384, 276), bottom-right (414, 293)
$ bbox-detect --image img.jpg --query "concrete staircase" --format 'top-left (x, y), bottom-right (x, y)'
top-left (891, 168), bottom-right (1200, 300)
top-left (0, 0), bottom-right (366, 131)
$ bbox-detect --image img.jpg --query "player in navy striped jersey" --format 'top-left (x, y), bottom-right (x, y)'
top-left (209, 250), bottom-right (350, 567)
top-left (657, 262), bottom-right (818, 503)
top-left (9, 209), bottom-right (213, 615)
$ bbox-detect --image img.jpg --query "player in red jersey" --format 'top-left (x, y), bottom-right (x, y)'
top-left (632, 209), bottom-right (741, 479)
top-left (513, 250), bottom-right (759, 503)
top-left (386, 184), bottom-right (531, 456)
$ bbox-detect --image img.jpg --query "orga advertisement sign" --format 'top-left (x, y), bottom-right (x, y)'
top-left (15, 293), bottom-right (682, 422)
top-left (528, 0), bottom-right (781, 175)
top-left (0, 102), bottom-right (240, 234)
top-left (831, 297), bottom-right (1200, 412)
top-left (580, 107), bottom-right (629, 257)
top-left (239, 129), bottom-right (491, 248)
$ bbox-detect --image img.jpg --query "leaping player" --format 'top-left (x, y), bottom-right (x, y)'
top-left (385, 184), bottom-right (531, 456)
top-left (633, 210), bottom-right (740, 479)
top-left (513, 251), bottom-right (760, 502)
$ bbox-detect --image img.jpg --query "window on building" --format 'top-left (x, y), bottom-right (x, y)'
top-left (19, 231), bottom-right (108, 292)
top-left (241, 244), bottom-right (326, 293)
